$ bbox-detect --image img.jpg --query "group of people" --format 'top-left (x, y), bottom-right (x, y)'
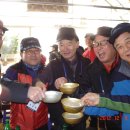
top-left (81, 23), bottom-right (130, 130)
top-left (0, 19), bottom-right (130, 130)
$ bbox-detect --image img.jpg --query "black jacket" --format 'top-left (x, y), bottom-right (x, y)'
top-left (39, 53), bottom-right (90, 130)
top-left (49, 50), bottom-right (60, 62)
top-left (0, 60), bottom-right (45, 103)
top-left (0, 79), bottom-right (29, 103)
top-left (81, 58), bottom-right (121, 130)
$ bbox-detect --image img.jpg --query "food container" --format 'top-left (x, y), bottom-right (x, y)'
top-left (61, 97), bottom-right (84, 113)
top-left (59, 83), bottom-right (79, 94)
top-left (62, 112), bottom-right (83, 125)
top-left (43, 91), bottom-right (63, 103)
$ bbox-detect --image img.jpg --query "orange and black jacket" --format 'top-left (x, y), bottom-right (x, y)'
top-left (2, 60), bottom-right (48, 130)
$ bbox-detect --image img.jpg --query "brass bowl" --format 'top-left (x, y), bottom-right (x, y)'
top-left (43, 91), bottom-right (63, 103)
top-left (61, 97), bottom-right (84, 113)
top-left (59, 83), bottom-right (79, 94)
top-left (62, 112), bottom-right (83, 125)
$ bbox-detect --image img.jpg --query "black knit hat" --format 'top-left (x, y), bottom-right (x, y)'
top-left (20, 37), bottom-right (41, 52)
top-left (56, 27), bottom-right (79, 42)
top-left (96, 26), bottom-right (113, 38)
top-left (109, 23), bottom-right (130, 44)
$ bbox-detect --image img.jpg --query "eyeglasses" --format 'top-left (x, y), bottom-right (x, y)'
top-left (23, 49), bottom-right (41, 55)
top-left (93, 39), bottom-right (109, 48)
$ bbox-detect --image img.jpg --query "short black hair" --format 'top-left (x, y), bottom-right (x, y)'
top-left (96, 26), bottom-right (113, 38)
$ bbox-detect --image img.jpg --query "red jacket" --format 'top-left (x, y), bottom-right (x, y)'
top-left (4, 61), bottom-right (48, 130)
top-left (83, 48), bottom-right (96, 62)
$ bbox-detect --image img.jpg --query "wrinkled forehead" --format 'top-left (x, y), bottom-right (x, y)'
top-left (94, 35), bottom-right (109, 41)
top-left (114, 32), bottom-right (130, 45)
top-left (59, 39), bottom-right (77, 44)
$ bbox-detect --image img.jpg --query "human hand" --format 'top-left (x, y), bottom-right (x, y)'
top-left (35, 81), bottom-right (47, 90)
top-left (27, 86), bottom-right (45, 102)
top-left (36, 81), bottom-right (47, 97)
top-left (54, 77), bottom-right (68, 89)
top-left (81, 92), bottom-right (100, 106)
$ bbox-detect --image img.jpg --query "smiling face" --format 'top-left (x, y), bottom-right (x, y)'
top-left (114, 32), bottom-right (130, 63)
top-left (58, 39), bottom-right (79, 61)
top-left (94, 35), bottom-right (117, 65)
top-left (21, 48), bottom-right (41, 66)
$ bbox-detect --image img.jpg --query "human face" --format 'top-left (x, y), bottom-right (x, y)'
top-left (85, 36), bottom-right (93, 47)
top-left (114, 32), bottom-right (130, 63)
top-left (58, 39), bottom-right (79, 61)
top-left (21, 48), bottom-right (41, 66)
top-left (93, 35), bottom-right (116, 65)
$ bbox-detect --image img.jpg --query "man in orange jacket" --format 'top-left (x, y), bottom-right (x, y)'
top-left (2, 37), bottom-right (48, 130)
top-left (0, 19), bottom-right (46, 103)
